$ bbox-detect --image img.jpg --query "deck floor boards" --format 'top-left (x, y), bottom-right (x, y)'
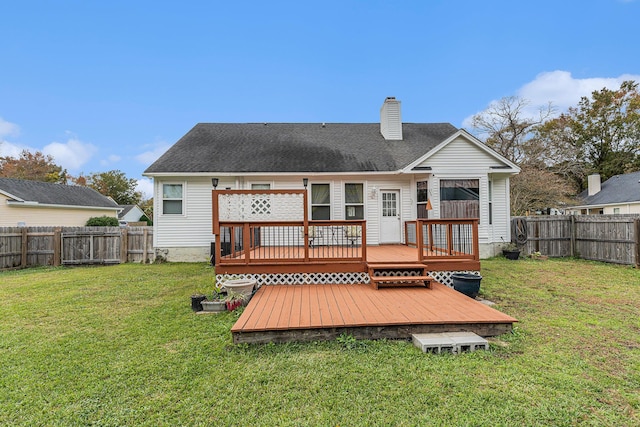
top-left (231, 282), bottom-right (517, 343)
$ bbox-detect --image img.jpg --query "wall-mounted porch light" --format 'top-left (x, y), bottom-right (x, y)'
top-left (212, 178), bottom-right (219, 189)
top-left (303, 178), bottom-right (309, 188)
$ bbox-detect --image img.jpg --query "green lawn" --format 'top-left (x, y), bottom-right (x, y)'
top-left (1, 259), bottom-right (639, 426)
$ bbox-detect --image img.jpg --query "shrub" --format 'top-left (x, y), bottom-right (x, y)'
top-left (86, 216), bottom-right (120, 226)
top-left (139, 214), bottom-right (152, 226)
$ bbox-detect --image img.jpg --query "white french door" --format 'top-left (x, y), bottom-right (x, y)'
top-left (380, 190), bottom-right (401, 243)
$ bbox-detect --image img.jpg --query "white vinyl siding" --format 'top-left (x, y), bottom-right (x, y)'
top-left (0, 194), bottom-right (118, 226)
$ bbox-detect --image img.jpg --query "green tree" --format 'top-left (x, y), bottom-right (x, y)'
top-left (0, 150), bottom-right (67, 183)
top-left (87, 170), bottom-right (142, 205)
top-left (537, 80), bottom-right (640, 190)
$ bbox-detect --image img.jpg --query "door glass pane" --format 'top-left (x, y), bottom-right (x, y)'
top-left (382, 192), bottom-right (397, 217)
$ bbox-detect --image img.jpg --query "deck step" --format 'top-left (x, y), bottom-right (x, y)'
top-left (369, 275), bottom-right (432, 289)
top-left (367, 262), bottom-right (431, 290)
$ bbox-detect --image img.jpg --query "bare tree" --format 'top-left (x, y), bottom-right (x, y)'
top-left (470, 96), bottom-right (555, 164)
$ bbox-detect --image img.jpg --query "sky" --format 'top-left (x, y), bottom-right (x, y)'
top-left (2, 0), bottom-right (639, 199)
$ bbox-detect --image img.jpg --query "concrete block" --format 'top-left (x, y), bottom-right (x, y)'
top-left (412, 333), bottom-right (457, 354)
top-left (412, 332), bottom-right (488, 354)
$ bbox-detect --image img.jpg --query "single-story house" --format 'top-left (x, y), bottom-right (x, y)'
top-left (144, 97), bottom-right (520, 262)
top-left (0, 177), bottom-right (120, 227)
top-left (567, 172), bottom-right (640, 215)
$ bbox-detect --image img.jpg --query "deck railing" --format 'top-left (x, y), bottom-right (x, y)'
top-left (215, 220), bottom-right (367, 266)
top-left (405, 219), bottom-right (479, 262)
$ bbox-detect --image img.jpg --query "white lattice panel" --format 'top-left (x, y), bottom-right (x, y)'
top-left (218, 193), bottom-right (304, 222)
top-left (216, 272), bottom-right (370, 286)
top-left (429, 271), bottom-right (480, 287)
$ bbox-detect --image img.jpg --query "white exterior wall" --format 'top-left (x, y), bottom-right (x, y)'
top-left (0, 194), bottom-right (118, 227)
top-left (416, 136), bottom-right (514, 256)
top-left (153, 176), bottom-right (217, 262)
top-left (568, 202), bottom-right (640, 215)
top-left (152, 137), bottom-right (517, 261)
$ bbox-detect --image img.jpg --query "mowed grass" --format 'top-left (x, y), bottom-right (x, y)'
top-left (1, 259), bottom-right (639, 426)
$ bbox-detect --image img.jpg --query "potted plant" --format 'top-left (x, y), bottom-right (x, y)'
top-left (200, 283), bottom-right (227, 313)
top-left (222, 277), bottom-right (256, 298)
top-left (502, 242), bottom-right (521, 260)
top-left (190, 290), bottom-right (207, 312)
top-left (451, 273), bottom-right (482, 298)
top-left (225, 289), bottom-right (249, 311)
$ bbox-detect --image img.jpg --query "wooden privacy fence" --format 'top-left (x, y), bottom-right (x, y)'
top-left (0, 226), bottom-right (154, 270)
top-left (511, 215), bottom-right (640, 267)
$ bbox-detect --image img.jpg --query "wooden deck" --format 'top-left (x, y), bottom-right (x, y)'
top-left (217, 244), bottom-right (481, 275)
top-left (231, 282), bottom-right (517, 344)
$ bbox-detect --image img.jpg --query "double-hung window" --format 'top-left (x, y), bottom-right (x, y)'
top-left (416, 180), bottom-right (429, 218)
top-left (311, 184), bottom-right (331, 220)
top-left (162, 183), bottom-right (183, 215)
top-left (344, 183), bottom-right (364, 220)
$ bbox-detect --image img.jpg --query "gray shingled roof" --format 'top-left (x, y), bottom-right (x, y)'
top-left (0, 178), bottom-right (120, 208)
top-left (577, 171), bottom-right (640, 205)
top-left (144, 123), bottom-right (459, 174)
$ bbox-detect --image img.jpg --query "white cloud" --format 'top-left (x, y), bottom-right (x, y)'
top-left (0, 117), bottom-right (20, 138)
top-left (135, 141), bottom-right (171, 165)
top-left (43, 138), bottom-right (97, 171)
top-left (463, 71), bottom-right (640, 127)
top-left (136, 177), bottom-right (154, 200)
top-left (0, 140), bottom-right (29, 158)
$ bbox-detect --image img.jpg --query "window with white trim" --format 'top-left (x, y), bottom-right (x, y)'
top-left (311, 183), bottom-right (331, 220)
top-left (162, 183), bottom-right (183, 215)
top-left (440, 179), bottom-right (479, 219)
top-left (488, 179), bottom-right (493, 225)
top-left (344, 183), bottom-right (364, 220)
top-left (417, 180), bottom-right (429, 219)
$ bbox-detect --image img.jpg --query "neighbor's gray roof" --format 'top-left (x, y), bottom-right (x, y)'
top-left (144, 123), bottom-right (459, 174)
top-left (0, 178), bottom-right (120, 209)
top-left (576, 171), bottom-right (640, 206)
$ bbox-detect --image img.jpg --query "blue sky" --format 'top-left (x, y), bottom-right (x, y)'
top-left (2, 0), bottom-right (639, 198)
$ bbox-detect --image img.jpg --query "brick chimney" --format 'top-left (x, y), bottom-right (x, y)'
top-left (587, 174), bottom-right (601, 196)
top-left (380, 97), bottom-right (403, 140)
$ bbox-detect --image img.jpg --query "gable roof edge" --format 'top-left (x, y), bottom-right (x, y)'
top-left (0, 189), bottom-right (26, 202)
top-left (401, 129), bottom-right (521, 173)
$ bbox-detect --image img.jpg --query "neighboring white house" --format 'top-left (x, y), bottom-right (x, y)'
top-left (0, 178), bottom-right (120, 227)
top-left (118, 204), bottom-right (147, 225)
top-left (567, 172), bottom-right (640, 215)
top-left (144, 97), bottom-right (520, 262)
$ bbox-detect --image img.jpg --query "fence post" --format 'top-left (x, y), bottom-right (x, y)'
top-left (53, 227), bottom-right (62, 266)
top-left (142, 227), bottom-right (148, 264)
top-left (570, 215), bottom-right (576, 258)
top-left (120, 228), bottom-right (128, 263)
top-left (20, 227), bottom-right (28, 268)
top-left (635, 218), bottom-right (640, 268)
